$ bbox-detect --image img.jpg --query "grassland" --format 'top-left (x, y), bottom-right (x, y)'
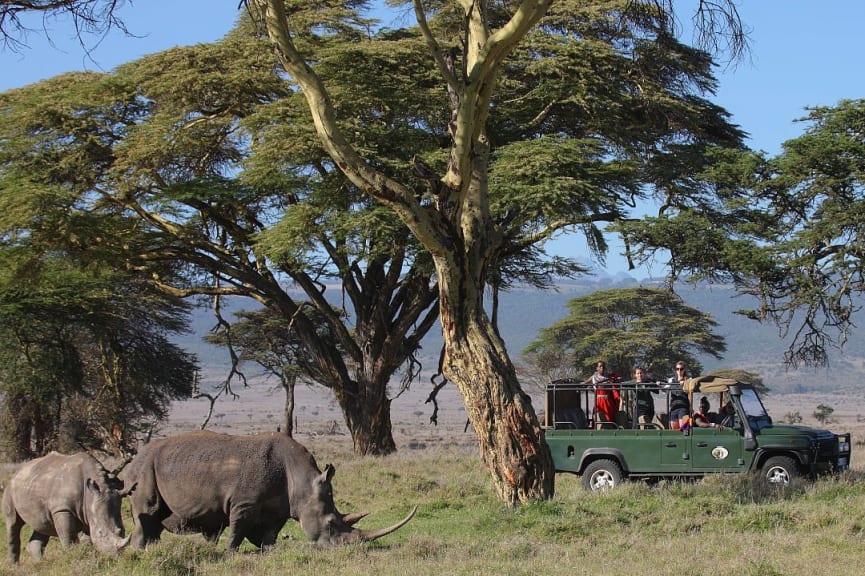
top-left (3, 434), bottom-right (865, 576)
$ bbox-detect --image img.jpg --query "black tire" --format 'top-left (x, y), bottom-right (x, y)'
top-left (581, 459), bottom-right (623, 492)
top-left (762, 456), bottom-right (798, 486)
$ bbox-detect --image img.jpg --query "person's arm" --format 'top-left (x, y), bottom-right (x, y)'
top-left (696, 413), bottom-right (724, 429)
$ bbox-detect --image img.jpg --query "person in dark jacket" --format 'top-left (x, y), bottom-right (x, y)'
top-left (633, 366), bottom-right (658, 425)
top-left (666, 361), bottom-right (691, 430)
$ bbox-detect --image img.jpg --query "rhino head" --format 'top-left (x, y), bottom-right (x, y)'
top-left (298, 464), bottom-right (416, 546)
top-left (84, 478), bottom-right (137, 554)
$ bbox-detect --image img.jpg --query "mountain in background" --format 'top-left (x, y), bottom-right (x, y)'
top-left (174, 273), bottom-right (864, 397)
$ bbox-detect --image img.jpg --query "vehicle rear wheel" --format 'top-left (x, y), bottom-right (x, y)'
top-left (581, 459), bottom-right (623, 492)
top-left (762, 456), bottom-right (798, 486)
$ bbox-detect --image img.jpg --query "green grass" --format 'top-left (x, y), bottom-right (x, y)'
top-left (3, 443), bottom-right (865, 575)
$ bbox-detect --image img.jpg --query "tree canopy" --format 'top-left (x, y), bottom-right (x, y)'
top-left (524, 287), bottom-right (726, 381)
top-left (251, 0), bottom-right (748, 503)
top-left (0, 1), bottom-right (749, 473)
top-left (0, 254), bottom-right (197, 460)
top-left (620, 99), bottom-right (865, 368)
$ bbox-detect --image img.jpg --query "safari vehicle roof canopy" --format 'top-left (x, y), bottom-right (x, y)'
top-left (683, 375), bottom-right (740, 394)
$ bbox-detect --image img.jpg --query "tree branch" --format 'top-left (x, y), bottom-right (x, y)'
top-left (254, 0), bottom-right (450, 257)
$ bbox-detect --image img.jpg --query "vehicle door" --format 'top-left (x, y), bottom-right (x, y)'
top-left (690, 427), bottom-right (746, 472)
top-left (659, 429), bottom-right (692, 472)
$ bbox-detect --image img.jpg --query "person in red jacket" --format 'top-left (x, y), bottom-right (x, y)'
top-left (584, 361), bottom-right (620, 428)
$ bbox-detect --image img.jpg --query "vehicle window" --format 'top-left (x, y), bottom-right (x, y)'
top-left (739, 388), bottom-right (772, 429)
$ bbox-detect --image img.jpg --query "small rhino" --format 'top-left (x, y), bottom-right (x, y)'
top-left (3, 451), bottom-right (136, 564)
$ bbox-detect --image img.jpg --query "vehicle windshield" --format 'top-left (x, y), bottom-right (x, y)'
top-left (739, 387), bottom-right (773, 429)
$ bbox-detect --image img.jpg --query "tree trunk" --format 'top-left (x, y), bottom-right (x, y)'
top-left (2, 392), bottom-right (34, 460)
top-left (281, 373), bottom-right (296, 436)
top-left (334, 378), bottom-right (396, 456)
top-left (440, 293), bottom-right (554, 504)
top-left (256, 0), bottom-right (554, 500)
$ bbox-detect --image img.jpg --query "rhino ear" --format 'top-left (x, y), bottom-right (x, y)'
top-left (85, 478), bottom-right (102, 495)
top-left (119, 481), bottom-right (138, 497)
top-left (323, 464), bottom-right (335, 483)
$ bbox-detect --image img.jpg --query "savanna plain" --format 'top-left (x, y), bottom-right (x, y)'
top-left (3, 381), bottom-right (865, 576)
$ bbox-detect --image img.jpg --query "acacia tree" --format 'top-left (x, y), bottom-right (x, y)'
top-left (0, 257), bottom-right (196, 460)
top-left (621, 100), bottom-right (865, 368)
top-left (0, 112), bottom-right (197, 460)
top-left (0, 28), bottom-right (444, 455)
top-left (204, 306), bottom-right (342, 436)
top-left (253, 0), bottom-right (745, 503)
top-left (0, 0), bottom-right (129, 50)
top-left (2, 0), bottom-right (747, 499)
top-left (0, 1), bottom-right (742, 465)
top-left (742, 100), bottom-right (865, 366)
top-left (523, 287), bottom-right (726, 381)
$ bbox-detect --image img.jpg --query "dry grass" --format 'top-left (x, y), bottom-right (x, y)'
top-left (3, 437), bottom-right (865, 576)
top-left (3, 387), bottom-right (865, 576)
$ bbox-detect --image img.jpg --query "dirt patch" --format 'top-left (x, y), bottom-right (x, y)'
top-left (161, 376), bottom-right (865, 467)
top-left (162, 376), bottom-right (478, 452)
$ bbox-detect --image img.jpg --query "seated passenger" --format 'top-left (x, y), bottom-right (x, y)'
top-left (719, 401), bottom-right (736, 428)
top-left (558, 406), bottom-right (588, 429)
top-left (693, 396), bottom-right (723, 430)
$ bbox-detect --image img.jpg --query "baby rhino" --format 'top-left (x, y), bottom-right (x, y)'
top-left (3, 452), bottom-right (136, 564)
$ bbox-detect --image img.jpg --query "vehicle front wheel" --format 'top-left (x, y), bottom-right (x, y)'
top-left (762, 456), bottom-right (798, 486)
top-left (581, 459), bottom-right (623, 492)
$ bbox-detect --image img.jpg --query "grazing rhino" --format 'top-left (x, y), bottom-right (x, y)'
top-left (3, 452), bottom-right (136, 564)
top-left (124, 430), bottom-right (416, 550)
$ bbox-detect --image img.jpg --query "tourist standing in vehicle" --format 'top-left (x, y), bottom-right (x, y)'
top-left (633, 366), bottom-right (658, 425)
top-left (584, 361), bottom-right (619, 427)
top-left (666, 361), bottom-right (691, 430)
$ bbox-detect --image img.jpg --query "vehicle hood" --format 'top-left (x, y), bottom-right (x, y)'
top-left (759, 424), bottom-right (837, 439)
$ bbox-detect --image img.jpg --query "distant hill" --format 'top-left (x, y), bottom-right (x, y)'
top-left (173, 275), bottom-right (865, 396)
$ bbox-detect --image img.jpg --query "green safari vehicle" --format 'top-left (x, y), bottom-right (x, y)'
top-left (543, 375), bottom-right (851, 491)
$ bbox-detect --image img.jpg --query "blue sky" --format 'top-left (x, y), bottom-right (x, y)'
top-left (2, 1), bottom-right (863, 274)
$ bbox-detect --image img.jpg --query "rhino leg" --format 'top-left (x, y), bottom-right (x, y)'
top-left (53, 511), bottom-right (81, 546)
top-left (132, 514), bottom-right (165, 549)
top-left (259, 529), bottom-right (279, 551)
top-left (225, 504), bottom-right (259, 550)
top-left (248, 524), bottom-right (280, 551)
top-left (27, 532), bottom-right (50, 561)
top-left (5, 514), bottom-right (23, 564)
top-left (224, 522), bottom-right (247, 551)
top-left (202, 529), bottom-right (224, 544)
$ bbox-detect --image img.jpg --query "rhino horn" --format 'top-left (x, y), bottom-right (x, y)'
top-left (116, 533), bottom-right (133, 552)
top-left (341, 511), bottom-right (369, 526)
top-left (353, 506), bottom-right (417, 543)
